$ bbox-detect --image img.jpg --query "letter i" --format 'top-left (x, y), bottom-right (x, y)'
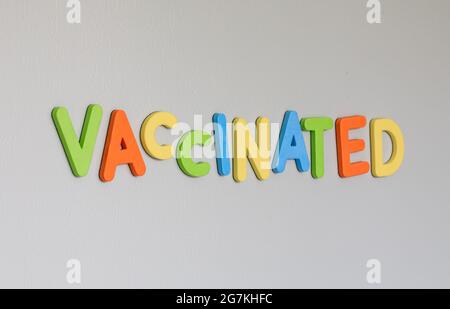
top-left (213, 113), bottom-right (231, 176)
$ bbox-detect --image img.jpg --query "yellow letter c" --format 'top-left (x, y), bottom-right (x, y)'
top-left (140, 112), bottom-right (178, 160)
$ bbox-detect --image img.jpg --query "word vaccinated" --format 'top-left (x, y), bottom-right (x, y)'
top-left (52, 105), bottom-right (405, 183)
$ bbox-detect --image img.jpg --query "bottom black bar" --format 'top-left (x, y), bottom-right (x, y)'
top-left (3, 289), bottom-right (449, 306)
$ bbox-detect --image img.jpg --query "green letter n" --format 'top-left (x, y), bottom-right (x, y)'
top-left (52, 105), bottom-right (103, 177)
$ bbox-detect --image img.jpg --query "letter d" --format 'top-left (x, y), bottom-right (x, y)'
top-left (370, 119), bottom-right (405, 177)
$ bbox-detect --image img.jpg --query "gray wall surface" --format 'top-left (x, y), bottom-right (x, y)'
top-left (0, 0), bottom-right (449, 288)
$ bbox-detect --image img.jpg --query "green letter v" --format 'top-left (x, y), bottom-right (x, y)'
top-left (52, 105), bottom-right (103, 177)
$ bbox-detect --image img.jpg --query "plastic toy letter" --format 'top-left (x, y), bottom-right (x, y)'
top-left (233, 117), bottom-right (271, 182)
top-left (52, 104), bottom-right (103, 177)
top-left (370, 118), bottom-right (405, 177)
top-left (99, 110), bottom-right (147, 182)
top-left (140, 112), bottom-right (178, 160)
top-left (176, 130), bottom-right (212, 177)
top-left (212, 113), bottom-right (231, 176)
top-left (336, 116), bottom-right (370, 178)
top-left (272, 111), bottom-right (310, 174)
top-left (301, 117), bottom-right (334, 179)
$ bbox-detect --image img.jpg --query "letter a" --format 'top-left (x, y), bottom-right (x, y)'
top-left (366, 0), bottom-right (381, 24)
top-left (99, 110), bottom-right (146, 182)
top-left (66, 0), bottom-right (81, 24)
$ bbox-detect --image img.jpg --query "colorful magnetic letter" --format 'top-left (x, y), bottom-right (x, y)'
top-left (233, 117), bottom-right (271, 182)
top-left (140, 112), bottom-right (177, 160)
top-left (370, 118), bottom-right (405, 177)
top-left (176, 130), bottom-right (212, 178)
top-left (301, 117), bottom-right (334, 179)
top-left (52, 104), bottom-right (103, 177)
top-left (335, 116), bottom-right (370, 178)
top-left (212, 113), bottom-right (231, 176)
top-left (99, 110), bottom-right (147, 182)
top-left (272, 111), bottom-right (310, 174)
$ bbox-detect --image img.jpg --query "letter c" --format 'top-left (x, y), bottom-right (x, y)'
top-left (140, 112), bottom-right (177, 160)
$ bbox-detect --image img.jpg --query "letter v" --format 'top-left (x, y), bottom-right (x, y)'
top-left (52, 105), bottom-right (103, 177)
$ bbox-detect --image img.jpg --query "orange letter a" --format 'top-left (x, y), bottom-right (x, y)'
top-left (100, 110), bottom-right (147, 182)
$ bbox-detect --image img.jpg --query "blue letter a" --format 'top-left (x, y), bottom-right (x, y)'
top-left (272, 111), bottom-right (310, 173)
